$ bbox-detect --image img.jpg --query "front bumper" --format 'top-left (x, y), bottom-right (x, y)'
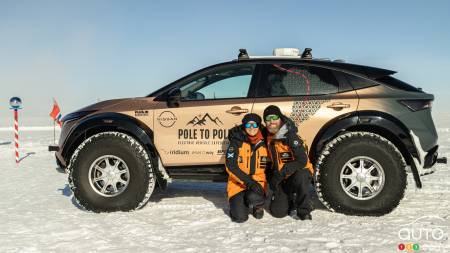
top-left (48, 145), bottom-right (59, 152)
top-left (47, 120), bottom-right (79, 168)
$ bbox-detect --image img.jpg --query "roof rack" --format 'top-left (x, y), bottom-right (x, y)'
top-left (236, 48), bottom-right (348, 63)
top-left (237, 48), bottom-right (314, 60)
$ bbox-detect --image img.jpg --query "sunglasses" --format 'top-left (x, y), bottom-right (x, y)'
top-left (265, 114), bottom-right (280, 122)
top-left (244, 123), bottom-right (259, 129)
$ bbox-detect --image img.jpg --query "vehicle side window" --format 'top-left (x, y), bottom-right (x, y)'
top-left (257, 64), bottom-right (339, 97)
top-left (340, 72), bottom-right (379, 90)
top-left (179, 64), bottom-right (255, 101)
top-left (332, 71), bottom-right (353, 92)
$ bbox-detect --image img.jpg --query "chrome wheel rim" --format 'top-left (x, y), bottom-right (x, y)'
top-left (88, 155), bottom-right (130, 197)
top-left (340, 156), bottom-right (385, 200)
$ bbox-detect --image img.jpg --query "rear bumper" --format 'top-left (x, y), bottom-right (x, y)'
top-left (424, 145), bottom-right (438, 169)
top-left (410, 129), bottom-right (447, 177)
top-left (409, 130), bottom-right (440, 177)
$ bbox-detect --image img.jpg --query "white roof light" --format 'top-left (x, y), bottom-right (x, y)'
top-left (273, 48), bottom-right (300, 57)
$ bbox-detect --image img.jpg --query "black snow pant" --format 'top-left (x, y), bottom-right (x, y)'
top-left (229, 189), bottom-right (265, 223)
top-left (269, 169), bottom-right (312, 218)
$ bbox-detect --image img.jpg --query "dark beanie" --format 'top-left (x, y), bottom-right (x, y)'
top-left (242, 113), bottom-right (262, 125)
top-left (263, 105), bottom-right (283, 120)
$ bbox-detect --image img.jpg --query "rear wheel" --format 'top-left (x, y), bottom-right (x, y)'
top-left (315, 132), bottom-right (407, 216)
top-left (68, 131), bottom-right (155, 212)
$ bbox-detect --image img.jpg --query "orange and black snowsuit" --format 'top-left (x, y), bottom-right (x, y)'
top-left (225, 125), bottom-right (270, 199)
top-left (266, 117), bottom-right (314, 178)
top-left (266, 116), bottom-right (314, 218)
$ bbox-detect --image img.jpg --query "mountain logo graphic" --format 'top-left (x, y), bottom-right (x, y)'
top-left (186, 113), bottom-right (223, 127)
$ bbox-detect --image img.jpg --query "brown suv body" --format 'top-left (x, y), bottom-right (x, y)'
top-left (52, 52), bottom-right (445, 215)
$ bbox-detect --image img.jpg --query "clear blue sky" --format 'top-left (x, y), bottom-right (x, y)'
top-left (1, 0), bottom-right (449, 124)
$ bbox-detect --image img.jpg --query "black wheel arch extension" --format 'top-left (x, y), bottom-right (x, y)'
top-left (310, 110), bottom-right (423, 188)
top-left (61, 112), bottom-right (167, 188)
top-left (62, 110), bottom-right (423, 188)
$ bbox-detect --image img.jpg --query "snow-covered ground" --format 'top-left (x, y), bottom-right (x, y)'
top-left (0, 116), bottom-right (449, 253)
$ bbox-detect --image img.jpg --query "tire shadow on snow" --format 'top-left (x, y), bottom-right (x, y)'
top-left (61, 181), bottom-right (328, 214)
top-left (56, 183), bottom-right (89, 212)
top-left (149, 181), bottom-right (230, 216)
top-left (148, 181), bottom-right (329, 217)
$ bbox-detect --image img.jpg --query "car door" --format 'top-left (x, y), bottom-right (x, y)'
top-left (153, 63), bottom-right (258, 166)
top-left (251, 62), bottom-right (359, 153)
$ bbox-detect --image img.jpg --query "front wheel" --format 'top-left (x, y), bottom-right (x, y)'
top-left (315, 132), bottom-right (407, 216)
top-left (68, 132), bottom-right (156, 212)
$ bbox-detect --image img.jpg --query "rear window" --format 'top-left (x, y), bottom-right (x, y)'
top-left (333, 71), bottom-right (379, 90)
top-left (376, 76), bottom-right (422, 92)
top-left (345, 73), bottom-right (379, 89)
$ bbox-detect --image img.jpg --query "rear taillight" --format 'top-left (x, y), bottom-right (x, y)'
top-left (399, 99), bottom-right (433, 111)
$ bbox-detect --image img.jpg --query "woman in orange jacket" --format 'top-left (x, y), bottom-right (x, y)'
top-left (225, 113), bottom-right (269, 223)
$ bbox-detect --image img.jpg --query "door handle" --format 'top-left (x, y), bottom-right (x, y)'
top-left (226, 106), bottom-right (249, 115)
top-left (327, 102), bottom-right (350, 110)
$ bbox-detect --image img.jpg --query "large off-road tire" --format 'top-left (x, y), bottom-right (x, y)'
top-left (315, 131), bottom-right (407, 216)
top-left (68, 131), bottom-right (155, 212)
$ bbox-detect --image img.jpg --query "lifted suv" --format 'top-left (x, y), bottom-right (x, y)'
top-left (51, 48), bottom-right (446, 215)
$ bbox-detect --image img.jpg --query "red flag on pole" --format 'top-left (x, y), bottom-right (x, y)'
top-left (49, 99), bottom-right (62, 126)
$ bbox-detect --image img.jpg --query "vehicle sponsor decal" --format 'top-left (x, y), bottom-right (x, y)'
top-left (186, 113), bottom-right (223, 127)
top-left (175, 113), bottom-right (229, 156)
top-left (157, 111), bottom-right (177, 128)
top-left (217, 149), bottom-right (226, 156)
top-left (291, 99), bottom-right (329, 125)
top-left (162, 149), bottom-right (190, 155)
top-left (178, 129), bottom-right (228, 142)
top-left (192, 150), bottom-right (214, 155)
top-left (162, 149), bottom-right (213, 156)
top-left (135, 110), bottom-right (149, 117)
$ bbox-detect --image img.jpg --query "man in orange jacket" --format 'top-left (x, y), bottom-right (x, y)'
top-left (225, 113), bottom-right (269, 223)
top-left (264, 105), bottom-right (314, 220)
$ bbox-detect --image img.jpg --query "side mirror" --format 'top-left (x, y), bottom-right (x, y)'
top-left (167, 88), bottom-right (181, 108)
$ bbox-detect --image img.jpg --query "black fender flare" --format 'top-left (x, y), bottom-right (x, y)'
top-left (311, 110), bottom-right (422, 188)
top-left (62, 112), bottom-right (167, 189)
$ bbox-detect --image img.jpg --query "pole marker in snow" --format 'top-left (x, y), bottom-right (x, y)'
top-left (9, 97), bottom-right (22, 164)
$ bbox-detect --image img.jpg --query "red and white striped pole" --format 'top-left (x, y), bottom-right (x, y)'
top-left (14, 109), bottom-right (19, 164)
top-left (9, 97), bottom-right (22, 165)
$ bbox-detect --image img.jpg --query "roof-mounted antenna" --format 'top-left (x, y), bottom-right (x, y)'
top-left (301, 48), bottom-right (312, 59)
top-left (238, 49), bottom-right (249, 59)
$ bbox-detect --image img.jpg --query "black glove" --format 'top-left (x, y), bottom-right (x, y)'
top-left (247, 180), bottom-right (264, 196)
top-left (269, 170), bottom-right (284, 191)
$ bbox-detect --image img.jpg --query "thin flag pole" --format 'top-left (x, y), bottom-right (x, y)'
top-left (52, 97), bottom-right (57, 144)
top-left (53, 119), bottom-right (56, 144)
